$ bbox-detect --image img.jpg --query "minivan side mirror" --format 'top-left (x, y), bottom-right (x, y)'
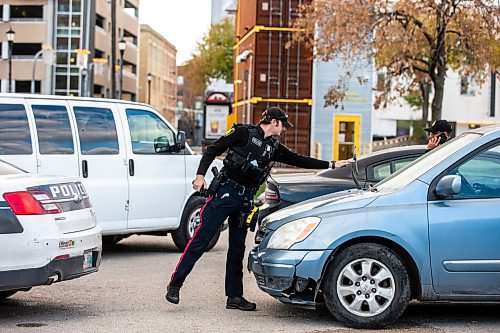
top-left (435, 175), bottom-right (461, 197)
top-left (176, 131), bottom-right (186, 152)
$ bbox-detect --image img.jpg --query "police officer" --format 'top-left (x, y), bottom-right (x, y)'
top-left (165, 107), bottom-right (351, 311)
top-left (424, 120), bottom-right (453, 152)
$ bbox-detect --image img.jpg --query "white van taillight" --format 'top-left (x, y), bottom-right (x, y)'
top-left (3, 191), bottom-right (62, 215)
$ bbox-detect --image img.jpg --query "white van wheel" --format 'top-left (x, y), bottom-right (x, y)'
top-left (172, 197), bottom-right (221, 252)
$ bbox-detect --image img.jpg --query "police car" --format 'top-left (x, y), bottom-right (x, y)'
top-left (0, 159), bottom-right (102, 299)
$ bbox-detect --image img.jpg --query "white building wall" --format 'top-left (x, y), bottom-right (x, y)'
top-left (373, 70), bottom-right (500, 136)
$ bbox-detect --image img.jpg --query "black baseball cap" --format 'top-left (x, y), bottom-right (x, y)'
top-left (424, 120), bottom-right (452, 133)
top-left (261, 107), bottom-right (293, 128)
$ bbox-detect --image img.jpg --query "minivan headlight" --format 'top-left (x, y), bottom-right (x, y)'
top-left (267, 217), bottom-right (321, 250)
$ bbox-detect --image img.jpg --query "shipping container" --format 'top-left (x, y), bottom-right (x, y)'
top-left (234, 0), bottom-right (313, 156)
top-left (235, 32), bottom-right (311, 101)
top-left (237, 0), bottom-right (308, 34)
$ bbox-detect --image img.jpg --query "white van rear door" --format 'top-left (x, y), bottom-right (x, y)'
top-left (26, 98), bottom-right (79, 177)
top-left (0, 97), bottom-right (37, 172)
top-left (119, 106), bottom-right (186, 230)
top-left (67, 100), bottom-right (129, 234)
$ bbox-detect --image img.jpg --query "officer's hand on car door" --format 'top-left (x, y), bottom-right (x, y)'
top-left (193, 175), bottom-right (207, 192)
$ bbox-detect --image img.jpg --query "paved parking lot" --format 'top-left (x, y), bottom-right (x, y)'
top-left (1, 235), bottom-right (499, 333)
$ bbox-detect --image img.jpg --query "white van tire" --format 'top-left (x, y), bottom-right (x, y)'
top-left (172, 196), bottom-right (221, 252)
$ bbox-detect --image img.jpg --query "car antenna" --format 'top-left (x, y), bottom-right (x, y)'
top-left (351, 146), bottom-right (362, 190)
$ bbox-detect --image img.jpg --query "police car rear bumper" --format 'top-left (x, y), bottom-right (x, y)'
top-left (0, 249), bottom-right (101, 292)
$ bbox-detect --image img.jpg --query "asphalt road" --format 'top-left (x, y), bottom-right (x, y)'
top-left (1, 235), bottom-right (499, 333)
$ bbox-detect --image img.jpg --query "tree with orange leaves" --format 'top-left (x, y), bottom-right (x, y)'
top-left (293, 0), bottom-right (500, 121)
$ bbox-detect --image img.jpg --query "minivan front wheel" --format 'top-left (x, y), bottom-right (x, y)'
top-left (171, 196), bottom-right (220, 252)
top-left (323, 243), bottom-right (410, 329)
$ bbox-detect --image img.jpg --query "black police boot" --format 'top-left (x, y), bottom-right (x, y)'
top-left (226, 296), bottom-right (256, 311)
top-left (165, 284), bottom-right (180, 304)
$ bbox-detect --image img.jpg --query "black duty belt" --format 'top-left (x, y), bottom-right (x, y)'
top-left (223, 177), bottom-right (257, 195)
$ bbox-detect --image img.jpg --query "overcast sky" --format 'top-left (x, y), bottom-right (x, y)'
top-left (138, 0), bottom-right (212, 65)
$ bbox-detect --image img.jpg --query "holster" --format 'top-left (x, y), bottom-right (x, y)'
top-left (200, 167), bottom-right (223, 197)
top-left (238, 198), bottom-right (259, 232)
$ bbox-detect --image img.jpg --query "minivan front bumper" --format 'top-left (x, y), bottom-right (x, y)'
top-left (248, 246), bottom-right (332, 308)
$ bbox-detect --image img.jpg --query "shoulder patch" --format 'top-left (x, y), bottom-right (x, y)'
top-left (224, 127), bottom-right (235, 137)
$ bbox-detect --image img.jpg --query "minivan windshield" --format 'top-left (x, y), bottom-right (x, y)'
top-left (0, 160), bottom-right (26, 176)
top-left (375, 133), bottom-right (481, 191)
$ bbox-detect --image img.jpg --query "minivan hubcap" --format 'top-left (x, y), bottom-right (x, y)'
top-left (336, 258), bottom-right (395, 317)
top-left (187, 208), bottom-right (202, 238)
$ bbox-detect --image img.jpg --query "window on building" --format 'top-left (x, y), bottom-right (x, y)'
top-left (460, 76), bottom-right (475, 96)
top-left (123, 29), bottom-right (138, 45)
top-left (0, 6), bottom-right (3, 20)
top-left (10, 5), bottom-right (43, 20)
top-left (12, 43), bottom-right (42, 57)
top-left (94, 49), bottom-right (105, 59)
top-left (32, 105), bottom-right (74, 154)
top-left (123, 60), bottom-right (137, 74)
top-left (72, 0), bottom-right (82, 12)
top-left (376, 73), bottom-right (387, 91)
top-left (0, 104), bottom-right (33, 155)
top-left (58, 0), bottom-right (70, 12)
top-left (96, 13), bottom-right (105, 30)
top-left (177, 75), bottom-right (184, 86)
top-left (93, 84), bottom-right (104, 97)
top-left (15, 80), bottom-right (41, 93)
top-left (124, 1), bottom-right (138, 17)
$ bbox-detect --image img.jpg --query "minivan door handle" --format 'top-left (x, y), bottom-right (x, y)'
top-left (82, 160), bottom-right (88, 178)
top-left (129, 159), bottom-right (135, 176)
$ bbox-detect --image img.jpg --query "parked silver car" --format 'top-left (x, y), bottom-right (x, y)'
top-left (249, 126), bottom-right (500, 328)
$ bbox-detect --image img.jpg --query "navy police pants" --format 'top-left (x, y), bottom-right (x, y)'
top-left (169, 183), bottom-right (254, 297)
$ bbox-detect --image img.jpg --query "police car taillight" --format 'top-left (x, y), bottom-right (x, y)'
top-left (3, 191), bottom-right (62, 215)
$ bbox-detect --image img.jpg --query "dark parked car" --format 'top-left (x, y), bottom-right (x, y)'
top-left (259, 145), bottom-right (426, 221)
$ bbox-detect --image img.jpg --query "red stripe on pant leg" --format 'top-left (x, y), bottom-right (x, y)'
top-left (170, 195), bottom-right (214, 285)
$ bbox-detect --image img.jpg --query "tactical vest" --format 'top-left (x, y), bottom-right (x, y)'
top-left (223, 124), bottom-right (279, 184)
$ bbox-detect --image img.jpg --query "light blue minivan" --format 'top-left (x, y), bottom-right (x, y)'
top-left (249, 126), bottom-right (500, 329)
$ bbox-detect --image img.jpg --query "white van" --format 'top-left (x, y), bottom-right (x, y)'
top-left (0, 94), bottom-right (222, 251)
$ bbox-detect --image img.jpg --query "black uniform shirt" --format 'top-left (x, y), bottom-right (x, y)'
top-left (197, 125), bottom-right (329, 186)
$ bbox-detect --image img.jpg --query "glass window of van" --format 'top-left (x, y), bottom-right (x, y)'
top-left (0, 104), bottom-right (33, 155)
top-left (73, 107), bottom-right (119, 155)
top-left (126, 109), bottom-right (176, 154)
top-left (32, 105), bottom-right (74, 154)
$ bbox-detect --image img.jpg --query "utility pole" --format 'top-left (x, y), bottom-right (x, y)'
top-left (111, 0), bottom-right (117, 98)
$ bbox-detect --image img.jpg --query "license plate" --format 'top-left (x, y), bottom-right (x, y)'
top-left (83, 251), bottom-right (93, 270)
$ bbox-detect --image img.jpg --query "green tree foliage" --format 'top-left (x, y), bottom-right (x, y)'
top-left (183, 18), bottom-right (235, 94)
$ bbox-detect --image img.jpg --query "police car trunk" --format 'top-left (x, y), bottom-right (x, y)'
top-left (0, 173), bottom-right (102, 293)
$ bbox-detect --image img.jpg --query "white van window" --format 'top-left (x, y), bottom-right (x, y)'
top-left (73, 107), bottom-right (119, 155)
top-left (126, 109), bottom-right (176, 154)
top-left (32, 105), bottom-right (74, 154)
top-left (0, 104), bottom-right (33, 155)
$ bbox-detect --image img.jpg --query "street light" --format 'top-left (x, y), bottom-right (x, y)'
top-left (236, 49), bottom-right (253, 124)
top-left (6, 27), bottom-right (16, 93)
top-left (118, 39), bottom-right (127, 99)
top-left (31, 44), bottom-right (52, 94)
top-left (147, 72), bottom-right (153, 104)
